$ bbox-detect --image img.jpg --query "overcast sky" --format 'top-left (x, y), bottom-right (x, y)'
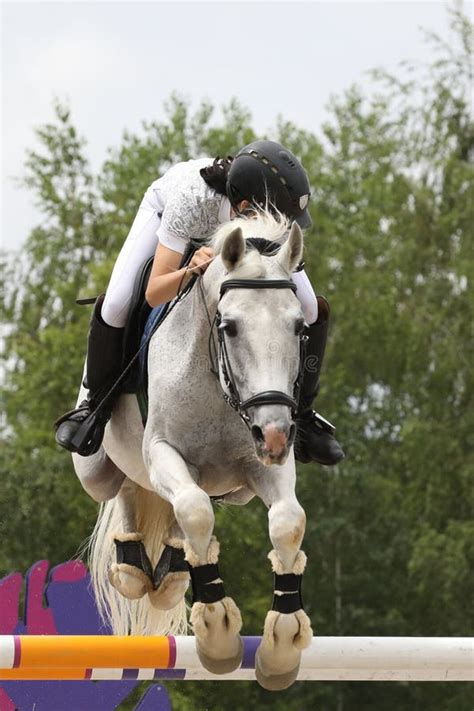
top-left (1, 1), bottom-right (462, 251)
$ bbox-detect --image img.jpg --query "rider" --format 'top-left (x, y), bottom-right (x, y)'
top-left (55, 140), bottom-right (344, 466)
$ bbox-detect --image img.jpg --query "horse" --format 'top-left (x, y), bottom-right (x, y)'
top-left (74, 212), bottom-right (313, 690)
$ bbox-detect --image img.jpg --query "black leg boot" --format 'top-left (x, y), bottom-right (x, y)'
top-left (294, 296), bottom-right (345, 466)
top-left (54, 295), bottom-right (124, 456)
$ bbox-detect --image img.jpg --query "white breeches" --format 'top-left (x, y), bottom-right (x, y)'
top-left (102, 196), bottom-right (318, 328)
top-left (291, 269), bottom-right (318, 324)
top-left (102, 190), bottom-right (162, 328)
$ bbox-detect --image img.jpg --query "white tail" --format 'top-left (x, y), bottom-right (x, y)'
top-left (88, 485), bottom-right (188, 636)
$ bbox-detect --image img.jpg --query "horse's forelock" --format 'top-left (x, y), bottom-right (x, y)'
top-left (209, 210), bottom-right (291, 252)
top-left (208, 210), bottom-right (291, 279)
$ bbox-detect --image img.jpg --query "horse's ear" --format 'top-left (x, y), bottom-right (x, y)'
top-left (278, 222), bottom-right (303, 273)
top-left (221, 227), bottom-right (246, 272)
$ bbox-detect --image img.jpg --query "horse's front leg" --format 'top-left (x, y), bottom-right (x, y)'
top-left (145, 438), bottom-right (243, 673)
top-left (246, 459), bottom-right (313, 691)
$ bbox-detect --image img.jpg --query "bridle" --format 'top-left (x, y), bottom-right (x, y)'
top-left (204, 277), bottom-right (308, 431)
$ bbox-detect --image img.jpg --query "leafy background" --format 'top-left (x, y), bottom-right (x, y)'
top-left (1, 6), bottom-right (472, 710)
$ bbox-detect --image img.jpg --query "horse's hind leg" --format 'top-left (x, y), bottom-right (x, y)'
top-left (246, 461), bottom-right (313, 691)
top-left (107, 477), bottom-right (190, 607)
top-left (146, 439), bottom-right (243, 673)
top-left (108, 477), bottom-right (155, 600)
top-left (73, 447), bottom-right (125, 502)
top-left (148, 521), bottom-right (190, 610)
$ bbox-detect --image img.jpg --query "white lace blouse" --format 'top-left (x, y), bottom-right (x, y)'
top-left (151, 158), bottom-right (232, 253)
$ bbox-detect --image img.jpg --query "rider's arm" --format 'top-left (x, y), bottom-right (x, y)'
top-left (145, 242), bottom-right (214, 308)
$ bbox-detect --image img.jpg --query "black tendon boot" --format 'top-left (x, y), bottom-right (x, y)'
top-left (294, 297), bottom-right (345, 465)
top-left (54, 295), bottom-right (124, 456)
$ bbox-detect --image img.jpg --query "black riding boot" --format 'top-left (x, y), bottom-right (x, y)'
top-left (54, 295), bottom-right (124, 456)
top-left (294, 296), bottom-right (345, 466)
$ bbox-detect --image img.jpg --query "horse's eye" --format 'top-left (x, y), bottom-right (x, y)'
top-left (295, 319), bottom-right (306, 336)
top-left (219, 319), bottom-right (238, 337)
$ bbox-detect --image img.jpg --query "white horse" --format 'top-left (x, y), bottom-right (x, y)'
top-left (74, 213), bottom-right (313, 690)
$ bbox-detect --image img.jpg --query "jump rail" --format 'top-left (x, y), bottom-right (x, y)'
top-left (0, 635), bottom-right (472, 682)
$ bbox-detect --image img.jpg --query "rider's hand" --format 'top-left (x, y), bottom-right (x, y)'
top-left (188, 246), bottom-right (215, 274)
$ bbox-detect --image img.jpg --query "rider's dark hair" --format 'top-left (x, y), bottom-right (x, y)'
top-left (200, 156), bottom-right (233, 196)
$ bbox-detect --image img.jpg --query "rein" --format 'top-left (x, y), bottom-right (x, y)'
top-left (200, 275), bottom-right (308, 431)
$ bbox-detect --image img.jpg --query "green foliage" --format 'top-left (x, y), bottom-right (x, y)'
top-left (1, 5), bottom-right (472, 710)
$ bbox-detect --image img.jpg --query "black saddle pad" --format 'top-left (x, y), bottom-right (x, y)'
top-left (121, 257), bottom-right (154, 393)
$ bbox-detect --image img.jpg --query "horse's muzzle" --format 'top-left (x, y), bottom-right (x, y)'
top-left (251, 420), bottom-right (296, 466)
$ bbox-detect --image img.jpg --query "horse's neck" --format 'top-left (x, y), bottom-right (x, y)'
top-left (186, 284), bottom-right (217, 357)
top-left (158, 279), bottom-right (218, 370)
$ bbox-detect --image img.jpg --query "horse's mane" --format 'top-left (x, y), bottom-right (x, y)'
top-left (208, 210), bottom-right (291, 280)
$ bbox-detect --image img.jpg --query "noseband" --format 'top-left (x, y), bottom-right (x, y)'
top-left (212, 278), bottom-right (308, 429)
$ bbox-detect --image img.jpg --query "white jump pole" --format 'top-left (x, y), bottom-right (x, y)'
top-left (0, 635), bottom-right (472, 682)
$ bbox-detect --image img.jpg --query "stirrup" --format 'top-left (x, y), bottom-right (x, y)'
top-left (313, 412), bottom-right (336, 435)
top-left (69, 406), bottom-right (110, 454)
top-left (297, 409), bottom-right (336, 436)
top-left (55, 396), bottom-right (112, 456)
top-left (53, 400), bottom-right (90, 430)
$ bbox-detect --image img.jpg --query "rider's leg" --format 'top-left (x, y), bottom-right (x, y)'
top-left (55, 188), bottom-right (164, 456)
top-left (292, 267), bottom-right (319, 325)
top-left (55, 294), bottom-right (125, 455)
top-left (292, 270), bottom-right (344, 466)
top-left (100, 187), bottom-right (164, 328)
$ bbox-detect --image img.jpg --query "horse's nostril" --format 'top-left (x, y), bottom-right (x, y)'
top-left (251, 425), bottom-right (265, 444)
top-left (288, 424), bottom-right (296, 446)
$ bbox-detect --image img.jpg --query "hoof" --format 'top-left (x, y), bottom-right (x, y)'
top-left (108, 563), bottom-right (153, 600)
top-left (196, 636), bottom-right (244, 675)
top-left (255, 652), bottom-right (299, 691)
top-left (190, 596), bottom-right (243, 674)
top-left (148, 571), bottom-right (190, 610)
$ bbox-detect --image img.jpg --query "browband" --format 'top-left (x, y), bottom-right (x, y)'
top-left (220, 279), bottom-right (297, 297)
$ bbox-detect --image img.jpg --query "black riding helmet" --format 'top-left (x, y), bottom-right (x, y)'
top-left (226, 140), bottom-right (312, 228)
